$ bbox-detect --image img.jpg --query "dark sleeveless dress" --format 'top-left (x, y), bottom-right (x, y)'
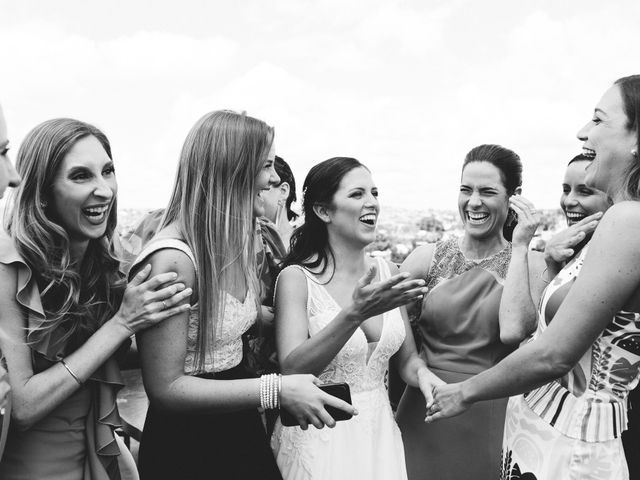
top-left (396, 237), bottom-right (515, 480)
top-left (133, 238), bottom-right (282, 480)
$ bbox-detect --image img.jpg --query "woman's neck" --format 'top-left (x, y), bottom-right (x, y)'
top-left (459, 232), bottom-right (507, 260)
top-left (69, 239), bottom-right (89, 265)
top-left (324, 234), bottom-right (368, 278)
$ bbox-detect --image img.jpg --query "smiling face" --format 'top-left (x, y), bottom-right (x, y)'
top-left (325, 166), bottom-right (379, 246)
top-left (576, 85), bottom-right (638, 198)
top-left (458, 161), bottom-right (509, 240)
top-left (0, 106), bottom-right (21, 198)
top-left (561, 160), bottom-right (611, 225)
top-left (49, 135), bottom-right (117, 246)
top-left (253, 140), bottom-right (280, 218)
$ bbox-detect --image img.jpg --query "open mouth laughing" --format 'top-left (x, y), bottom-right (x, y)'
top-left (359, 213), bottom-right (377, 227)
top-left (466, 211), bottom-right (489, 225)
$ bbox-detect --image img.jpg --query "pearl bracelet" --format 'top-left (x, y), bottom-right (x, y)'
top-left (260, 373), bottom-right (281, 410)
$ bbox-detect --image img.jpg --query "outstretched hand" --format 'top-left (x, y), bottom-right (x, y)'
top-left (544, 212), bottom-right (602, 268)
top-left (424, 382), bottom-right (471, 423)
top-left (349, 265), bottom-right (427, 323)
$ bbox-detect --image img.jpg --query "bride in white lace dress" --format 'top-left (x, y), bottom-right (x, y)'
top-left (271, 157), bottom-right (443, 480)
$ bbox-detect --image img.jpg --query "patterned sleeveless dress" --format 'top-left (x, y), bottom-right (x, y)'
top-left (271, 257), bottom-right (408, 480)
top-left (501, 245), bottom-right (640, 480)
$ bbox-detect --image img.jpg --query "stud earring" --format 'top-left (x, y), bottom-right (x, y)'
top-left (40, 200), bottom-right (48, 208)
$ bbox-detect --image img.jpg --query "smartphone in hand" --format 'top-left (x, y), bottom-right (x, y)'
top-left (280, 382), bottom-right (353, 427)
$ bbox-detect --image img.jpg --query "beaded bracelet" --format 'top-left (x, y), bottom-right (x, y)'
top-left (259, 373), bottom-right (281, 410)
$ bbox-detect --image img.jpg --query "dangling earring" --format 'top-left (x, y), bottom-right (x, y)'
top-left (632, 149), bottom-right (638, 160)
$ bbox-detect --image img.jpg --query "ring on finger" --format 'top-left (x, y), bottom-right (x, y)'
top-left (162, 300), bottom-right (167, 310)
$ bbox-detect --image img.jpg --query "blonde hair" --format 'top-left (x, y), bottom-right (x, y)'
top-left (6, 119), bottom-right (124, 349)
top-left (161, 110), bottom-right (273, 371)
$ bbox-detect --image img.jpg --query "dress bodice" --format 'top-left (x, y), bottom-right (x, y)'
top-left (285, 257), bottom-right (406, 394)
top-left (132, 238), bottom-right (257, 375)
top-left (416, 236), bottom-right (514, 374)
top-left (524, 245), bottom-right (640, 441)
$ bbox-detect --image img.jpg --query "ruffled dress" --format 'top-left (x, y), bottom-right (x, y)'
top-left (0, 234), bottom-right (125, 480)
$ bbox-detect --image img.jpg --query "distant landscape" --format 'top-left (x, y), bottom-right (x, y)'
top-left (118, 206), bottom-right (566, 263)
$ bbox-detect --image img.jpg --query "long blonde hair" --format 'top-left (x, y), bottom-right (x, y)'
top-left (162, 110), bottom-right (273, 371)
top-left (6, 119), bottom-right (124, 351)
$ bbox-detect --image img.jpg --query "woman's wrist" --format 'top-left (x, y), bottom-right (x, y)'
top-left (343, 304), bottom-right (365, 324)
top-left (106, 314), bottom-right (136, 339)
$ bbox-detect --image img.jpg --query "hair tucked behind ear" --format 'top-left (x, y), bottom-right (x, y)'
top-left (462, 144), bottom-right (523, 242)
top-left (6, 118), bottom-right (124, 350)
top-left (283, 157), bottom-right (365, 273)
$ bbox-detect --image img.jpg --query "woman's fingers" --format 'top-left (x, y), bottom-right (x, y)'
top-left (322, 391), bottom-right (358, 417)
top-left (356, 264), bottom-right (377, 288)
top-left (315, 408), bottom-right (336, 428)
top-left (148, 283), bottom-right (188, 303)
top-left (140, 271), bottom-right (179, 290)
top-left (129, 264), bottom-right (151, 287)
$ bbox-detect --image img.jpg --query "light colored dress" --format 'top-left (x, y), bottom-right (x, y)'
top-left (396, 237), bottom-right (514, 480)
top-left (271, 257), bottom-right (408, 480)
top-left (502, 245), bottom-right (640, 479)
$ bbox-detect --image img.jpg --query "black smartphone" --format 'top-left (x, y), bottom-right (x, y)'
top-left (280, 382), bottom-right (353, 427)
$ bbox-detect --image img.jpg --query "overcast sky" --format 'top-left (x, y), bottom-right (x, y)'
top-left (1, 0), bottom-right (638, 211)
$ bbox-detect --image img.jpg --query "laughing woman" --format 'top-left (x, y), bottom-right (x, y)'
top-left (271, 157), bottom-right (438, 480)
top-left (395, 145), bottom-right (540, 480)
top-left (0, 119), bottom-right (190, 480)
top-left (131, 112), bottom-right (356, 480)
top-left (427, 75), bottom-right (640, 480)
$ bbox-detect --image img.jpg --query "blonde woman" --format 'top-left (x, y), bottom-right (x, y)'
top-left (132, 111), bottom-right (355, 480)
top-left (0, 118), bottom-right (189, 479)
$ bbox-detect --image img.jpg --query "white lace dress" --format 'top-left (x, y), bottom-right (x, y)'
top-left (271, 258), bottom-right (408, 480)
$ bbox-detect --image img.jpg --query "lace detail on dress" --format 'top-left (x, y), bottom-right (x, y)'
top-left (283, 258), bottom-right (406, 394)
top-left (131, 238), bottom-right (258, 375)
top-left (426, 237), bottom-right (511, 291)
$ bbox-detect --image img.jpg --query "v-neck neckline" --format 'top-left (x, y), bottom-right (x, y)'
top-left (309, 268), bottom-right (387, 367)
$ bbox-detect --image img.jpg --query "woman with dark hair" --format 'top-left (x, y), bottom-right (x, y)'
top-left (261, 155), bottom-right (298, 252)
top-left (271, 157), bottom-right (437, 479)
top-left (0, 118), bottom-right (189, 479)
top-left (130, 112), bottom-right (356, 480)
top-left (396, 144), bottom-right (540, 480)
top-left (428, 75), bottom-right (640, 479)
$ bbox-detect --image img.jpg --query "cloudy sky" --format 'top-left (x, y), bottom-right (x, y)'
top-left (1, 0), bottom-right (638, 212)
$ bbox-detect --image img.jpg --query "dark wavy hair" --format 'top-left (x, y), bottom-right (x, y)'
top-left (462, 144), bottom-right (523, 242)
top-left (283, 157), bottom-right (365, 273)
top-left (7, 118), bottom-right (125, 351)
top-left (615, 75), bottom-right (640, 200)
top-left (274, 156), bottom-right (298, 221)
